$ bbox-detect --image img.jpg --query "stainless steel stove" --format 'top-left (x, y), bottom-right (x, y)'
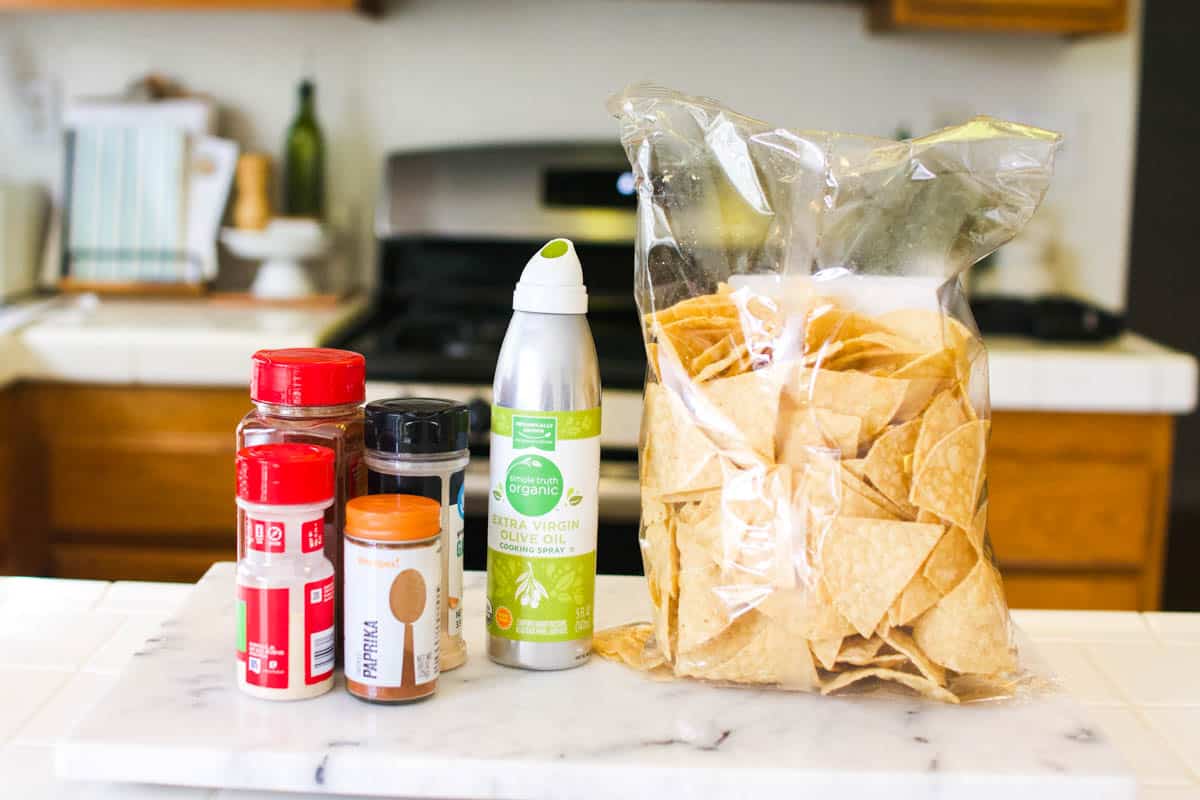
top-left (334, 143), bottom-right (646, 574)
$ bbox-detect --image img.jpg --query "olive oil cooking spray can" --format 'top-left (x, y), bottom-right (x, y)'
top-left (486, 238), bottom-right (601, 670)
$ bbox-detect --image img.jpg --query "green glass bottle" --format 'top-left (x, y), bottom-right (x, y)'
top-left (283, 80), bottom-right (325, 219)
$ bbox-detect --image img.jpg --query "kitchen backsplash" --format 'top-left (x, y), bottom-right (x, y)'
top-left (0, 0), bottom-right (1139, 310)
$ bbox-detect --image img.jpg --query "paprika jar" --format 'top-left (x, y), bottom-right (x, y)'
top-left (237, 347), bottom-right (366, 657)
top-left (343, 494), bottom-right (442, 703)
top-left (235, 443), bottom-right (336, 701)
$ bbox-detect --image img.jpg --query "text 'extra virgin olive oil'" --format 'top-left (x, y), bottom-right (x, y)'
top-left (485, 238), bottom-right (601, 670)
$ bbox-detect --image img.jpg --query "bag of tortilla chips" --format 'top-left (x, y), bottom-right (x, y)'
top-left (599, 84), bottom-right (1060, 703)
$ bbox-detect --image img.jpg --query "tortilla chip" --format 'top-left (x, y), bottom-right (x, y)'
top-left (843, 458), bottom-right (867, 480)
top-left (967, 500), bottom-right (988, 554)
top-left (757, 585), bottom-right (856, 641)
top-left (911, 388), bottom-right (971, 478)
top-left (646, 342), bottom-right (662, 382)
top-left (820, 667), bottom-right (960, 704)
top-left (657, 318), bottom-right (741, 371)
top-left (819, 517), bottom-right (944, 637)
top-left (776, 398), bottom-right (862, 466)
top-left (646, 294), bottom-right (740, 328)
top-left (641, 511), bottom-right (678, 661)
top-left (699, 369), bottom-right (784, 462)
top-left (675, 608), bottom-right (762, 674)
top-left (676, 470), bottom-right (794, 590)
top-left (721, 467), bottom-right (796, 588)
top-left (910, 420), bottom-right (989, 530)
top-left (770, 627), bottom-right (822, 690)
top-left (802, 308), bottom-right (870, 352)
top-left (695, 341), bottom-right (753, 382)
top-left (866, 653), bottom-right (910, 669)
top-left (891, 348), bottom-right (959, 380)
top-left (889, 574), bottom-right (942, 627)
top-left (593, 623), bottom-right (668, 672)
top-left (840, 463), bottom-right (910, 520)
top-left (836, 635), bottom-right (885, 666)
top-left (644, 383), bottom-right (722, 497)
top-left (873, 311), bottom-right (974, 357)
top-left (800, 369), bottom-right (909, 439)
top-left (702, 622), bottom-right (819, 689)
top-left (913, 560), bottom-right (1016, 675)
top-left (810, 636), bottom-right (843, 671)
top-left (923, 525), bottom-right (978, 595)
top-left (676, 520), bottom-right (736, 652)
top-left (863, 417), bottom-right (921, 513)
top-left (799, 458), bottom-right (898, 524)
top-left (881, 627), bottom-right (947, 686)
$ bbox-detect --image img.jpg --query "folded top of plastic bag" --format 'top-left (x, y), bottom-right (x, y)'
top-left (608, 83), bottom-right (1062, 295)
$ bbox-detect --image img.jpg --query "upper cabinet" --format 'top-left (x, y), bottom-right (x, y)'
top-left (0, 0), bottom-right (381, 12)
top-left (869, 0), bottom-right (1128, 35)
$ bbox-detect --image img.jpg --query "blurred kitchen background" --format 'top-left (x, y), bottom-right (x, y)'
top-left (1, 0), bottom-right (1197, 610)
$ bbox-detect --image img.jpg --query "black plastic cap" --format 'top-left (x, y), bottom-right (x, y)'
top-left (365, 398), bottom-right (470, 455)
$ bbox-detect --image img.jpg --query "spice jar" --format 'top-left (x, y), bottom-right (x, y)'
top-left (235, 443), bottom-right (336, 701)
top-left (364, 398), bottom-right (469, 670)
top-left (237, 348), bottom-right (366, 658)
top-left (344, 494), bottom-right (442, 703)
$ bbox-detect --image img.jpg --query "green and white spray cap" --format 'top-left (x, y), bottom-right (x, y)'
top-left (513, 238), bottom-right (588, 315)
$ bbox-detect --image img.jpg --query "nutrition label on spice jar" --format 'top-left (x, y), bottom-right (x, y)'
top-left (237, 586), bottom-right (290, 689)
top-left (305, 576), bottom-right (335, 684)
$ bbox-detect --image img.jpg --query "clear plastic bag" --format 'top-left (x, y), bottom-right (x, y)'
top-left (601, 84), bottom-right (1061, 703)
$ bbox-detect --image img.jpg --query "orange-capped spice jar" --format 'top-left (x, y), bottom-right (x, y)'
top-left (343, 494), bottom-right (442, 703)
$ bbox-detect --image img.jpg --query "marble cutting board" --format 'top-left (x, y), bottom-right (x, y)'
top-left (57, 563), bottom-right (1135, 799)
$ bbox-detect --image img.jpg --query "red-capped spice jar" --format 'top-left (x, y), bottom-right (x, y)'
top-left (237, 348), bottom-right (366, 661)
top-left (235, 444), bottom-right (336, 701)
top-left (344, 495), bottom-right (442, 703)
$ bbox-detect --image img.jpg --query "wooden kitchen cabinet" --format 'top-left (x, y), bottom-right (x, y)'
top-left (869, 0), bottom-right (1127, 34)
top-left (0, 0), bottom-right (381, 12)
top-left (0, 383), bottom-right (245, 583)
top-left (988, 410), bottom-right (1172, 610)
top-left (0, 384), bottom-right (1175, 610)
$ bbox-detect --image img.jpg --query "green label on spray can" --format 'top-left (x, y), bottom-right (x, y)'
top-left (486, 406), bottom-right (599, 643)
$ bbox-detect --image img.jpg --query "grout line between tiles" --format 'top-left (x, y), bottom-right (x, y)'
top-left (3, 667), bottom-right (77, 747)
top-left (1131, 705), bottom-right (1200, 785)
top-left (1071, 643), bottom-right (1133, 707)
top-left (87, 581), bottom-right (118, 612)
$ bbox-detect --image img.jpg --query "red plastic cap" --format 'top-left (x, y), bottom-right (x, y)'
top-left (236, 444), bottom-right (335, 505)
top-left (250, 348), bottom-right (366, 407)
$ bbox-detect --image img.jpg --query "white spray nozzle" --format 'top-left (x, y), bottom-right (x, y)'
top-left (513, 238), bottom-right (588, 315)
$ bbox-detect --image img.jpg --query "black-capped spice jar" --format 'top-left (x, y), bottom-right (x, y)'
top-left (364, 398), bottom-right (469, 670)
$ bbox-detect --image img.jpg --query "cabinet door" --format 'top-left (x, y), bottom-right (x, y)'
top-left (10, 385), bottom-right (247, 582)
top-left (871, 0), bottom-right (1127, 34)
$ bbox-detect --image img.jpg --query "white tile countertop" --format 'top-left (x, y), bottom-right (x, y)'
top-left (0, 296), bottom-right (1195, 414)
top-left (0, 295), bottom-right (367, 387)
top-left (0, 572), bottom-right (1196, 799)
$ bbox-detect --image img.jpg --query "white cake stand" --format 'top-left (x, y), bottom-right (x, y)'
top-left (220, 220), bottom-right (331, 300)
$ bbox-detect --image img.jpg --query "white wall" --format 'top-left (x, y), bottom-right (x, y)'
top-left (0, 0), bottom-right (1140, 309)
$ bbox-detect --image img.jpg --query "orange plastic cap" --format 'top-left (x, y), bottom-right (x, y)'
top-left (345, 494), bottom-right (441, 541)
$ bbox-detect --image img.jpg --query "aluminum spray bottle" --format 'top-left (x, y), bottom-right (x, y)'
top-left (485, 238), bottom-right (601, 670)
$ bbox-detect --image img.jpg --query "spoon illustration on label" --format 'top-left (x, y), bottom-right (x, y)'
top-left (389, 569), bottom-right (427, 687)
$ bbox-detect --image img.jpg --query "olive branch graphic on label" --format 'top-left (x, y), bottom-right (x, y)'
top-left (515, 562), bottom-right (549, 608)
